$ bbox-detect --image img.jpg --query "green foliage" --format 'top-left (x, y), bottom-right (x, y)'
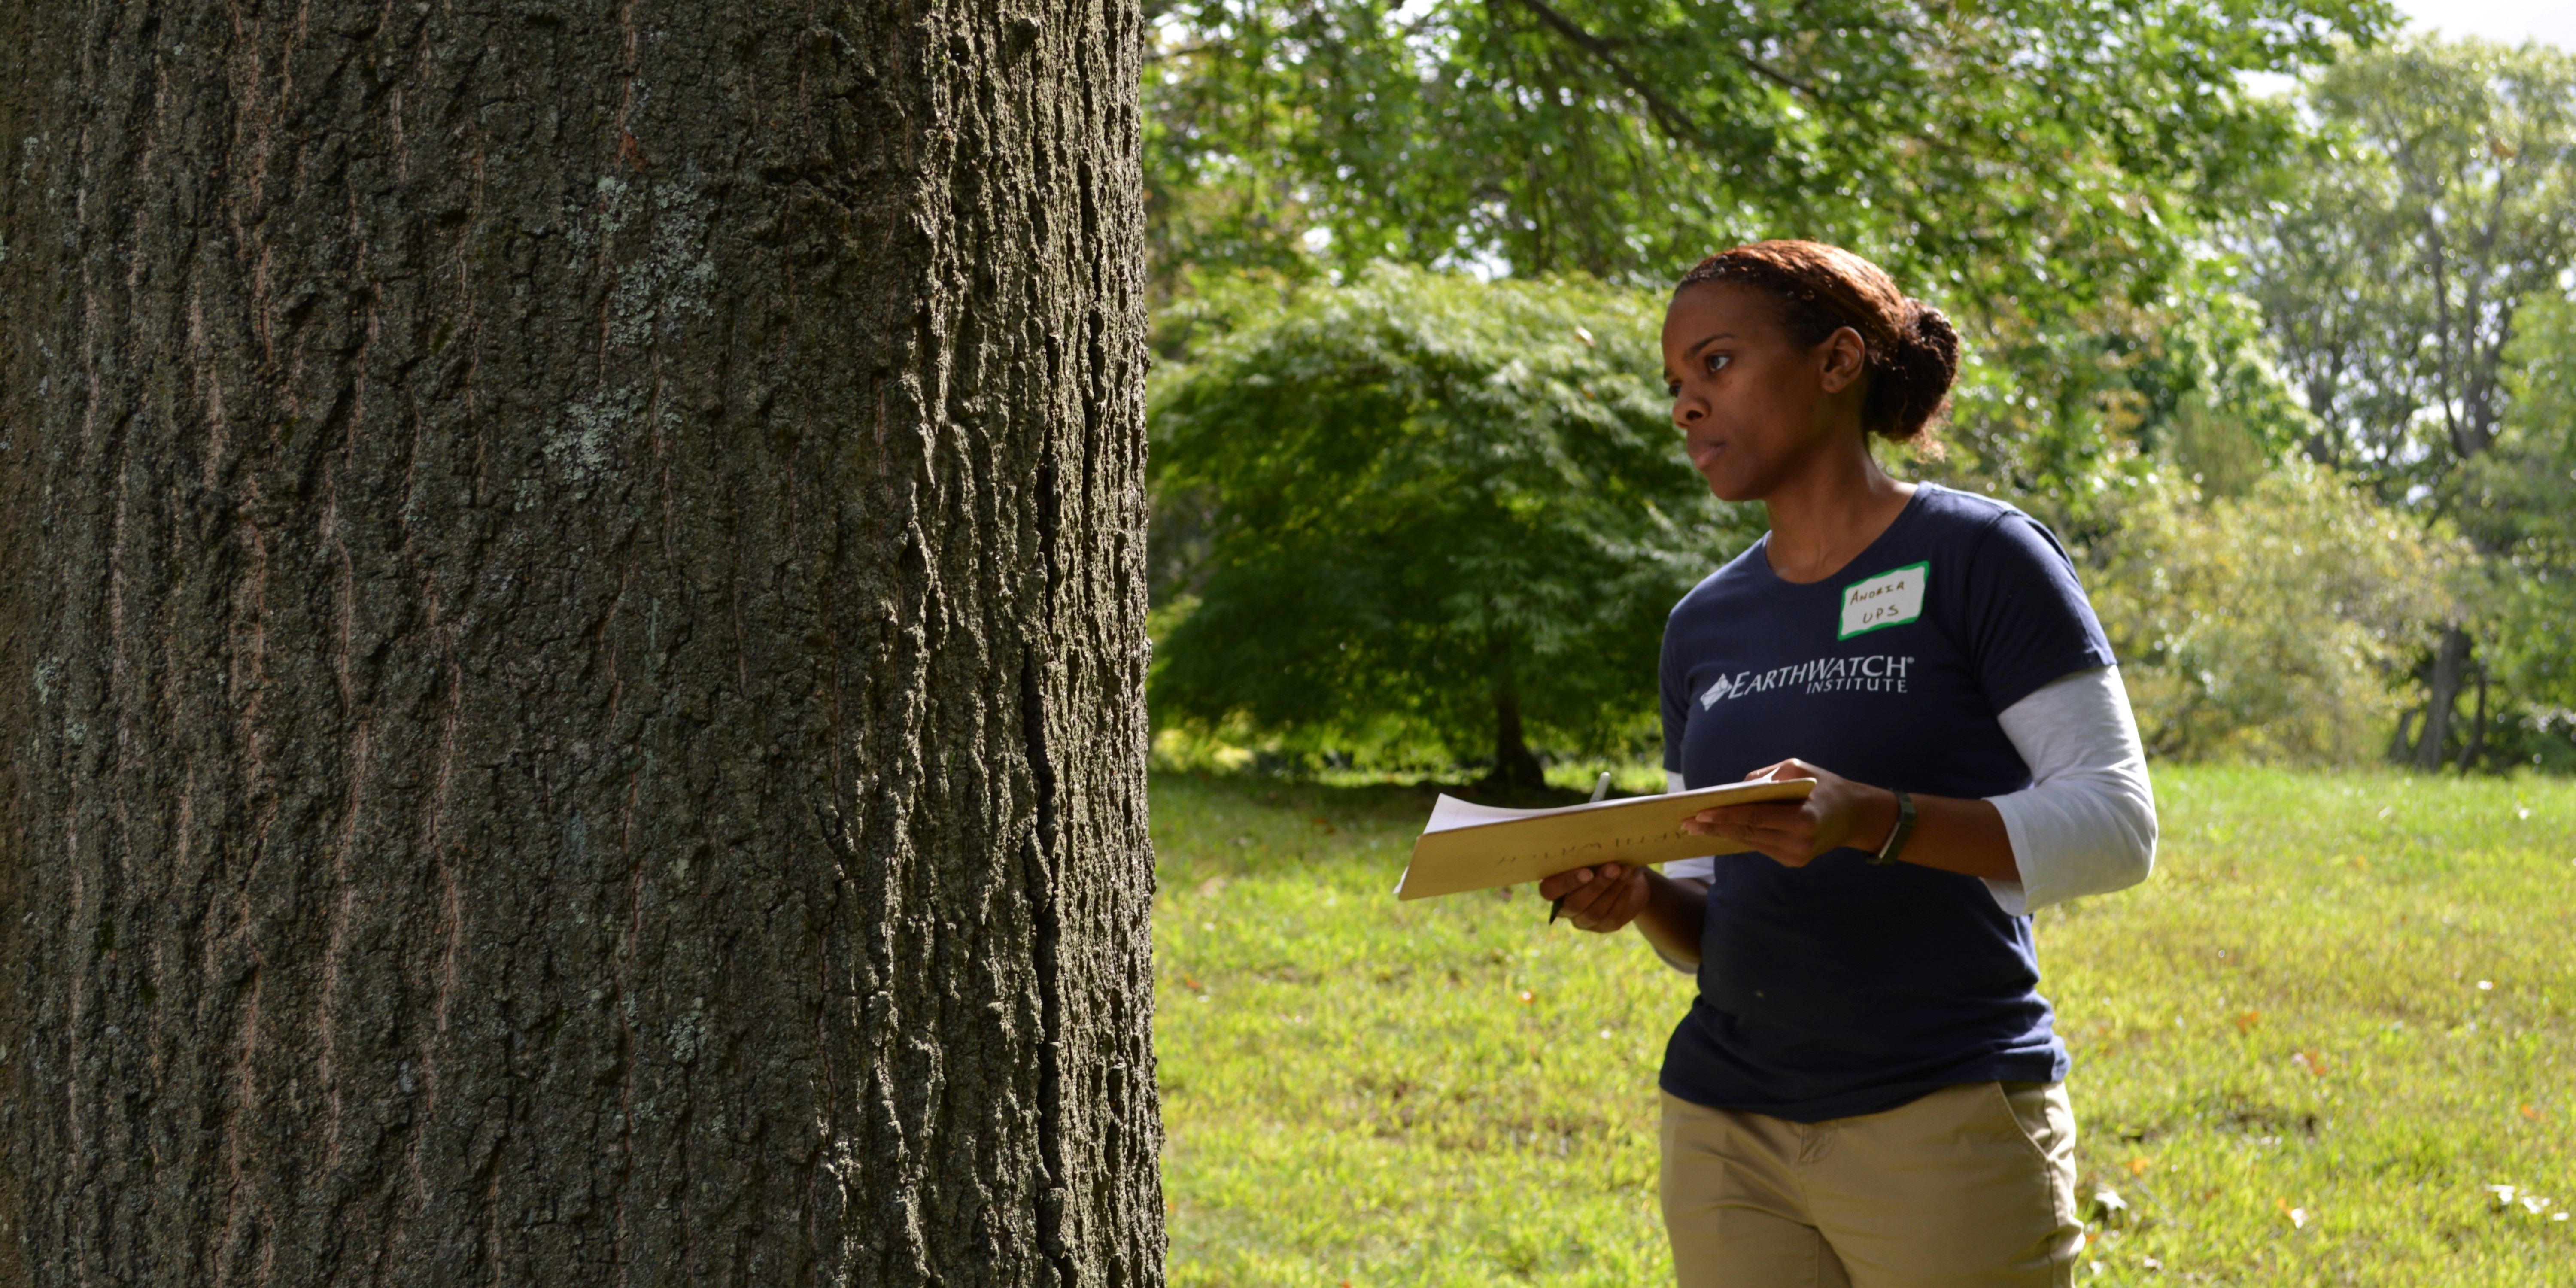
top-left (2241, 37), bottom-right (2576, 489)
top-left (1142, 1), bottom-right (2397, 558)
top-left (1147, 267), bottom-right (1759, 768)
top-left (1154, 766), bottom-right (2576, 1285)
top-left (1935, 264), bottom-right (2316, 526)
top-left (2230, 36), bottom-right (2576, 769)
top-left (2088, 465), bottom-right (2470, 764)
top-left (1142, 0), bottom-right (2397, 514)
top-left (1145, 0), bottom-right (2390, 298)
top-left (2460, 292), bottom-right (2576, 731)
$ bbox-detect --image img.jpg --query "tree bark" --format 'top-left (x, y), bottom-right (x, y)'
top-left (0, 4), bottom-right (1160, 1286)
top-left (2415, 626), bottom-right (2473, 773)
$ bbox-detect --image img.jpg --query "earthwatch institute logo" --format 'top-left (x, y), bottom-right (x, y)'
top-left (1699, 654), bottom-right (1918, 708)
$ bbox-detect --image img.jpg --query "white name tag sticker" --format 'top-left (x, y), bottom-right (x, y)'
top-left (1839, 562), bottom-right (1928, 639)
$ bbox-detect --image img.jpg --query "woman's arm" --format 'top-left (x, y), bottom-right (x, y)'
top-left (1679, 668), bottom-right (2158, 896)
top-left (1684, 759), bottom-right (2020, 880)
top-left (1982, 665), bottom-right (2158, 913)
top-left (1546, 689), bottom-right (2151, 956)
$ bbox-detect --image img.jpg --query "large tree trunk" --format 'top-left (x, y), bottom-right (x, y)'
top-left (2415, 626), bottom-right (2473, 773)
top-left (0, 4), bottom-right (1160, 1286)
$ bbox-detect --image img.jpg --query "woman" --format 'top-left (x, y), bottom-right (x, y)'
top-left (1538, 241), bottom-right (2157, 1288)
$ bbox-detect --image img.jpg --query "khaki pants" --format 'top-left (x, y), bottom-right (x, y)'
top-left (1659, 1082), bottom-right (2082, 1288)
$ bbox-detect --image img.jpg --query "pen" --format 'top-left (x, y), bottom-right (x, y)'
top-left (1550, 771), bottom-right (1616, 925)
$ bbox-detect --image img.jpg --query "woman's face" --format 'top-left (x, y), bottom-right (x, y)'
top-left (1660, 282), bottom-right (1865, 502)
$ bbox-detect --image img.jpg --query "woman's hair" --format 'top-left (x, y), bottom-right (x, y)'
top-left (1675, 240), bottom-right (1959, 443)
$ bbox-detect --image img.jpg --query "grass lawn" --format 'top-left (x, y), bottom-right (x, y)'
top-left (1151, 765), bottom-right (2576, 1286)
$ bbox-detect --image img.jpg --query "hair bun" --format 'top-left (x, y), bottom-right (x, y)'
top-left (1879, 301), bottom-right (1959, 443)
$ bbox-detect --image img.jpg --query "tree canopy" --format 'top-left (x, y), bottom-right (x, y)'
top-left (2242, 37), bottom-right (2576, 488)
top-left (1146, 0), bottom-right (2393, 299)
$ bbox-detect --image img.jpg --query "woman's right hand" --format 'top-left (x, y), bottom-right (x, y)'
top-left (1538, 862), bottom-right (1651, 933)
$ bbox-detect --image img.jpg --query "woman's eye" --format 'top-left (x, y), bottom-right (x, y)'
top-left (1703, 352), bottom-right (1730, 375)
top-left (1665, 381), bottom-right (1683, 397)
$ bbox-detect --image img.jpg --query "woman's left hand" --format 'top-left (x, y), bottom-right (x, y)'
top-left (1682, 758), bottom-right (1895, 868)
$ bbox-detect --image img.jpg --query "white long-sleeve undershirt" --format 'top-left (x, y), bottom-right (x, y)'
top-left (1660, 664), bottom-right (2157, 916)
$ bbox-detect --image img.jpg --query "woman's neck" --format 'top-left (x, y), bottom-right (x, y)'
top-left (1760, 444), bottom-right (1915, 585)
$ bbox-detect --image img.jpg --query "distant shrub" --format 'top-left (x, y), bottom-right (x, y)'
top-left (1147, 267), bottom-right (1759, 785)
top-left (2088, 465), bottom-right (2470, 765)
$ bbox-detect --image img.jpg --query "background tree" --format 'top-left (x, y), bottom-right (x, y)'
top-left (1144, 0), bottom-right (2388, 295)
top-left (0, 4), bottom-right (1160, 1285)
top-left (2239, 37), bottom-right (2576, 768)
top-left (1148, 269), bottom-right (1756, 789)
top-left (2235, 143), bottom-right (2418, 468)
top-left (2456, 292), bottom-right (2576, 768)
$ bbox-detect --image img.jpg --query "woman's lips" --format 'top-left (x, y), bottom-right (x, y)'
top-left (1686, 438), bottom-right (1726, 470)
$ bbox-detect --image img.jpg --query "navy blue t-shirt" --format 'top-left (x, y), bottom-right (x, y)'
top-left (1657, 484), bottom-right (2114, 1123)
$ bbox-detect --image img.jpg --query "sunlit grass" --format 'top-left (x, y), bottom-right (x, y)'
top-left (1152, 765), bottom-right (2576, 1286)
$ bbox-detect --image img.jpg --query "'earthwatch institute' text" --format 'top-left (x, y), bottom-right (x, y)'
top-left (1699, 655), bottom-right (1915, 708)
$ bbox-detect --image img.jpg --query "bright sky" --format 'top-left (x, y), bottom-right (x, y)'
top-left (2391, 0), bottom-right (2576, 50)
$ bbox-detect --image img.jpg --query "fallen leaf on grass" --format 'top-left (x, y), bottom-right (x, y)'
top-left (2290, 1050), bottom-right (2329, 1075)
top-left (1517, 990), bottom-right (1534, 1005)
top-left (2127, 1157), bottom-right (2154, 1176)
top-left (2521, 1103), bottom-right (2541, 1121)
top-left (2235, 1010), bottom-right (2262, 1034)
top-left (2276, 1198), bottom-right (2308, 1228)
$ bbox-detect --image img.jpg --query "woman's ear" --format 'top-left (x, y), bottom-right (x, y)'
top-left (1817, 326), bottom-right (1868, 394)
